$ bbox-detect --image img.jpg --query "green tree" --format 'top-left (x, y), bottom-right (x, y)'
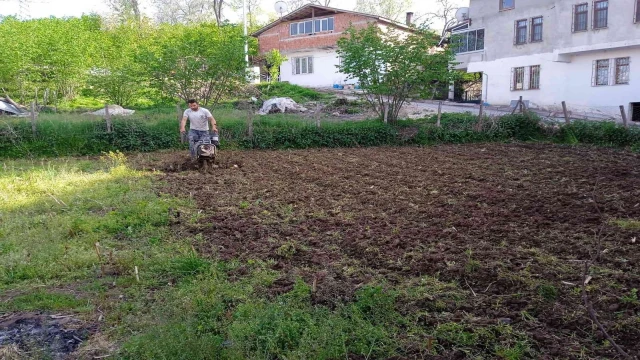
top-left (265, 49), bottom-right (287, 84)
top-left (337, 24), bottom-right (454, 122)
top-left (354, 0), bottom-right (412, 22)
top-left (142, 23), bottom-right (249, 106)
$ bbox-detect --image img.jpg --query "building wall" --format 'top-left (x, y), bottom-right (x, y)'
top-left (456, 0), bottom-right (640, 119)
top-left (468, 47), bottom-right (640, 119)
top-left (466, 0), bottom-right (640, 63)
top-left (257, 13), bottom-right (376, 54)
top-left (280, 49), bottom-right (352, 87)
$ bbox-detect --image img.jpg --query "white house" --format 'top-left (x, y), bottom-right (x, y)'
top-left (447, 0), bottom-right (640, 121)
top-left (252, 4), bottom-right (415, 88)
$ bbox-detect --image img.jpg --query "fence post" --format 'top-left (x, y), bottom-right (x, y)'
top-left (620, 105), bottom-right (628, 128)
top-left (315, 103), bottom-right (321, 128)
top-left (562, 101), bottom-right (570, 125)
top-left (477, 103), bottom-right (484, 131)
top-left (177, 104), bottom-right (186, 143)
top-left (105, 104), bottom-right (112, 133)
top-left (30, 102), bottom-right (37, 136)
top-left (247, 103), bottom-right (254, 138)
top-left (437, 101), bottom-right (442, 127)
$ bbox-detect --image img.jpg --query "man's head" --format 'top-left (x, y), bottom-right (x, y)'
top-left (188, 99), bottom-right (199, 111)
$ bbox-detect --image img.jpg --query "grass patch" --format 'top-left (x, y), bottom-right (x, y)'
top-left (610, 218), bottom-right (640, 229)
top-left (0, 291), bottom-right (91, 312)
top-left (256, 82), bottom-right (331, 103)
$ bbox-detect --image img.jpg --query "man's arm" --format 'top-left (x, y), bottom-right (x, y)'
top-left (209, 115), bottom-right (218, 133)
top-left (180, 116), bottom-right (188, 133)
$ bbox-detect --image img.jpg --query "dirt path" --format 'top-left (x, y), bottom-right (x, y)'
top-left (147, 144), bottom-right (640, 358)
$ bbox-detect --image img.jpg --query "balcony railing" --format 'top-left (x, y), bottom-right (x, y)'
top-left (451, 29), bottom-right (485, 54)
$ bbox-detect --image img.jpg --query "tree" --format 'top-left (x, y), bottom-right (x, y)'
top-left (107, 0), bottom-right (141, 23)
top-left (229, 0), bottom-right (260, 28)
top-left (337, 24), bottom-right (454, 122)
top-left (265, 49), bottom-right (287, 83)
top-left (419, 0), bottom-right (462, 37)
top-left (354, 0), bottom-right (412, 22)
top-left (142, 23), bottom-right (248, 105)
top-left (152, 0), bottom-right (226, 25)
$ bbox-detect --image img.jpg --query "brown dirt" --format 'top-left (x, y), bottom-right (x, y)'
top-left (150, 144), bottom-right (640, 358)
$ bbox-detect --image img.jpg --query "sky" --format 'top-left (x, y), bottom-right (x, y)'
top-left (0, 0), bottom-right (469, 30)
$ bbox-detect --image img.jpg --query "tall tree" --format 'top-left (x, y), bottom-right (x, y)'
top-left (419, 0), bottom-right (462, 36)
top-left (107, 0), bottom-right (141, 22)
top-left (354, 0), bottom-right (412, 21)
top-left (229, 0), bottom-right (260, 28)
top-left (152, 0), bottom-right (226, 25)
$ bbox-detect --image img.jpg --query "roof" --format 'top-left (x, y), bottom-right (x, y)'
top-left (0, 99), bottom-right (23, 115)
top-left (251, 4), bottom-right (413, 37)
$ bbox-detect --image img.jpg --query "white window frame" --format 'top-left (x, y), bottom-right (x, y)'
top-left (293, 56), bottom-right (314, 75)
top-left (500, 0), bottom-right (515, 11)
top-left (290, 17), bottom-right (334, 37)
top-left (510, 65), bottom-right (541, 91)
top-left (450, 28), bottom-right (485, 54)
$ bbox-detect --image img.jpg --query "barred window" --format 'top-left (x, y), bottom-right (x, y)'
top-left (595, 59), bottom-right (610, 86)
top-left (513, 67), bottom-right (525, 90)
top-left (593, 0), bottom-right (608, 29)
top-left (529, 65), bottom-right (540, 89)
top-left (531, 17), bottom-right (543, 42)
top-left (573, 3), bottom-right (588, 32)
top-left (515, 19), bottom-right (527, 45)
top-left (615, 57), bottom-right (630, 85)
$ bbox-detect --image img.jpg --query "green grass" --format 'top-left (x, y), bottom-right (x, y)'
top-left (0, 154), bottom-right (537, 358)
top-left (256, 82), bottom-right (332, 103)
top-left (611, 218), bottom-right (640, 229)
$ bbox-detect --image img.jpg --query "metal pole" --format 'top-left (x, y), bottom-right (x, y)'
top-left (243, 0), bottom-right (249, 68)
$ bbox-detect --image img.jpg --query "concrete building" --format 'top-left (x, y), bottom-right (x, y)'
top-left (252, 5), bottom-right (414, 88)
top-left (448, 0), bottom-right (640, 121)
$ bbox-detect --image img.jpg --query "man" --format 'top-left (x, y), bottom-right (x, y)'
top-left (180, 99), bottom-right (219, 160)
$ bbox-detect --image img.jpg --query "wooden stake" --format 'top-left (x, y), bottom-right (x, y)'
top-left (177, 104), bottom-right (185, 143)
top-left (30, 102), bottom-right (37, 136)
top-left (134, 266), bottom-right (140, 282)
top-left (104, 104), bottom-right (112, 133)
top-left (94, 242), bottom-right (104, 276)
top-left (437, 101), bottom-right (442, 127)
top-left (562, 101), bottom-right (570, 125)
top-left (620, 105), bottom-right (628, 128)
top-left (315, 103), bottom-right (321, 128)
top-left (477, 103), bottom-right (484, 131)
top-left (247, 103), bottom-right (254, 138)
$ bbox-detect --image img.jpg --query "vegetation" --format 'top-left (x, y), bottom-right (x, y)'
top-left (337, 24), bottom-right (454, 122)
top-left (264, 49), bottom-right (288, 84)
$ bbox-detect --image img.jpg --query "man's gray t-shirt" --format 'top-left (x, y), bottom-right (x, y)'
top-left (184, 107), bottom-right (212, 131)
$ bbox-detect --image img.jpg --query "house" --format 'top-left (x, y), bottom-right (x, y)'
top-left (251, 4), bottom-right (415, 88)
top-left (446, 0), bottom-right (640, 121)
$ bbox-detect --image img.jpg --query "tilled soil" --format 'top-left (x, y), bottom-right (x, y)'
top-left (151, 144), bottom-right (640, 359)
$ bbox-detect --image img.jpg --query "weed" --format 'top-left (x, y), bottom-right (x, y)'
top-left (537, 283), bottom-right (559, 301)
top-left (620, 288), bottom-right (638, 305)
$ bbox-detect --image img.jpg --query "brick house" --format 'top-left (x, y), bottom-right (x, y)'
top-left (252, 4), bottom-right (414, 88)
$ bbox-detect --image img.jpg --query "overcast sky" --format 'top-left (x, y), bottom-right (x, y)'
top-left (0, 0), bottom-right (469, 30)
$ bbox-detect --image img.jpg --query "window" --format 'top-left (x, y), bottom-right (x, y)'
top-left (632, 103), bottom-right (640, 122)
top-left (531, 17), bottom-right (543, 42)
top-left (573, 3), bottom-right (589, 32)
top-left (594, 59), bottom-right (610, 86)
top-left (615, 57), bottom-right (630, 85)
top-left (513, 67), bottom-right (525, 90)
top-left (294, 57), bottom-right (313, 75)
top-left (593, 0), bottom-right (608, 29)
top-left (451, 29), bottom-right (484, 54)
top-left (500, 0), bottom-right (514, 10)
top-left (636, 0), bottom-right (640, 23)
top-left (529, 65), bottom-right (540, 89)
top-left (515, 19), bottom-right (527, 45)
top-left (289, 17), bottom-right (334, 36)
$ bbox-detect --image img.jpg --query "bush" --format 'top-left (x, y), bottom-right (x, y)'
top-left (3, 112), bottom-right (640, 159)
top-left (256, 83), bottom-right (328, 103)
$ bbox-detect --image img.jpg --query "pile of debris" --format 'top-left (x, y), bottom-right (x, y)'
top-left (258, 97), bottom-right (308, 115)
top-left (0, 96), bottom-right (28, 116)
top-left (84, 105), bottom-right (135, 116)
